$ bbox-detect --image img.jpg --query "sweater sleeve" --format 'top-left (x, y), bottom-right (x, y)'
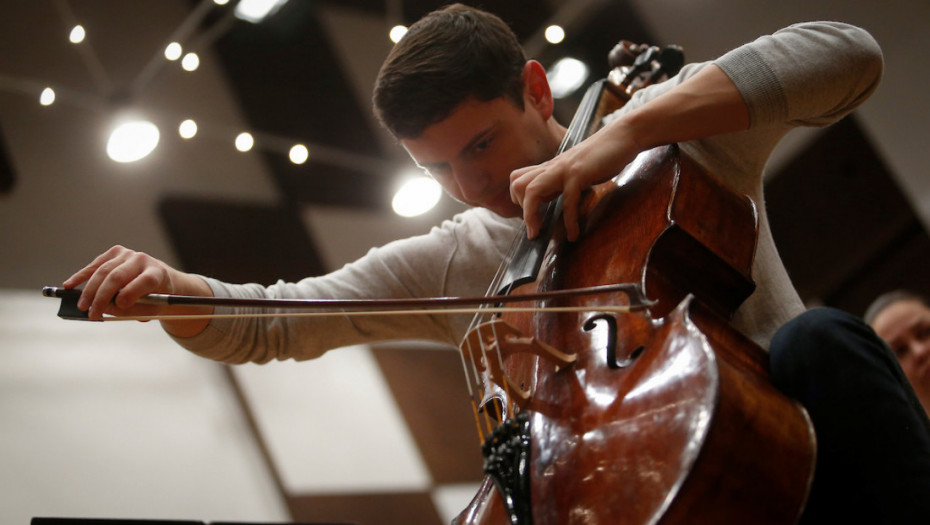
top-left (714, 21), bottom-right (883, 128)
top-left (604, 22), bottom-right (884, 194)
top-left (171, 208), bottom-right (521, 364)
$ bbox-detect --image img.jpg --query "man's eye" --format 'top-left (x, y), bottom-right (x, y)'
top-left (472, 137), bottom-right (492, 155)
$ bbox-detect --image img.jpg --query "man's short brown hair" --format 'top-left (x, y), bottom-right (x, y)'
top-left (372, 4), bottom-right (527, 139)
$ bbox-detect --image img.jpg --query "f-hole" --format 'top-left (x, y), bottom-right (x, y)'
top-left (584, 314), bottom-right (643, 369)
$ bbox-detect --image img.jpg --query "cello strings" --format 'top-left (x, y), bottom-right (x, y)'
top-left (454, 80), bottom-right (612, 440)
top-left (476, 324), bottom-right (506, 427)
top-left (465, 335), bottom-right (498, 438)
top-left (487, 321), bottom-right (515, 421)
top-left (460, 221), bottom-right (525, 439)
top-left (459, 337), bottom-right (487, 443)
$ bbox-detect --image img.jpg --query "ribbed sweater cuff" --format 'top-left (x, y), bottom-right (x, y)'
top-left (715, 46), bottom-right (786, 127)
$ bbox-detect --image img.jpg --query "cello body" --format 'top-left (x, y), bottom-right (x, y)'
top-left (455, 143), bottom-right (816, 524)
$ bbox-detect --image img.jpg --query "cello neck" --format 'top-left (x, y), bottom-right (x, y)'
top-left (494, 43), bottom-right (684, 297)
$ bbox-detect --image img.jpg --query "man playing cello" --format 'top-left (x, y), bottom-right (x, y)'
top-left (60, 4), bottom-right (928, 522)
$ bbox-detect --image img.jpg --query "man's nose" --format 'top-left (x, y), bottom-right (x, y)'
top-left (451, 165), bottom-right (488, 201)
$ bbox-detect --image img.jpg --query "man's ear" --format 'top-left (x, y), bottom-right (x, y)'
top-left (522, 60), bottom-right (554, 120)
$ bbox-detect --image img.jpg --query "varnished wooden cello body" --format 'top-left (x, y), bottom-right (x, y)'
top-left (453, 43), bottom-right (816, 525)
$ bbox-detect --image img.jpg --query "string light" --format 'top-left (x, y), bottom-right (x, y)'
top-left (69, 25), bottom-right (86, 44)
top-left (181, 52), bottom-right (200, 71)
top-left (544, 25), bottom-right (565, 44)
top-left (392, 176), bottom-right (442, 217)
top-left (235, 0), bottom-right (289, 23)
top-left (547, 57), bottom-right (589, 98)
top-left (106, 120), bottom-right (160, 163)
top-left (17, 0), bottom-right (432, 219)
top-left (165, 42), bottom-right (183, 61)
top-left (389, 25), bottom-right (408, 43)
top-left (235, 132), bottom-right (254, 152)
top-left (179, 119), bottom-right (198, 139)
top-left (289, 144), bottom-right (309, 164)
top-left (39, 88), bottom-right (56, 106)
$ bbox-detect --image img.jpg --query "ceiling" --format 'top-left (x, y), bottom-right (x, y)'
top-left (186, 0), bottom-right (658, 211)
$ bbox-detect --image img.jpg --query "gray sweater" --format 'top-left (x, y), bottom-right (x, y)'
top-left (178, 21), bottom-right (883, 364)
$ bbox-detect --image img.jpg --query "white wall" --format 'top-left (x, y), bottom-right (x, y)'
top-left (0, 289), bottom-right (288, 523)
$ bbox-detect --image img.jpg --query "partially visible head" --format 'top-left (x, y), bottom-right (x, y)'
top-left (865, 290), bottom-right (928, 328)
top-left (373, 4), bottom-right (527, 139)
top-left (866, 290), bottom-right (930, 410)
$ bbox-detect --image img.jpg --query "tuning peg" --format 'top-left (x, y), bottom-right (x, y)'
top-left (607, 40), bottom-right (641, 68)
top-left (657, 45), bottom-right (685, 77)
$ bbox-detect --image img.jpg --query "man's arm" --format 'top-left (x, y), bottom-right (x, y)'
top-left (510, 64), bottom-right (749, 241)
top-left (511, 21), bottom-right (882, 242)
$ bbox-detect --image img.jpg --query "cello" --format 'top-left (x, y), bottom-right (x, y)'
top-left (452, 42), bottom-right (815, 524)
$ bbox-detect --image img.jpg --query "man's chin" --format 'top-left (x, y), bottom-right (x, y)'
top-left (487, 206), bottom-right (521, 219)
top-left (481, 196), bottom-right (522, 218)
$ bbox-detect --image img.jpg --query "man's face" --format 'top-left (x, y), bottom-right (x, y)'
top-left (872, 299), bottom-right (930, 398)
top-left (401, 94), bottom-right (555, 218)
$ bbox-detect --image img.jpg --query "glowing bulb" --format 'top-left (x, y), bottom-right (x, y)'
top-left (235, 0), bottom-right (289, 23)
top-left (235, 132), bottom-right (254, 152)
top-left (547, 57), bottom-right (589, 99)
top-left (106, 120), bottom-right (160, 163)
top-left (392, 176), bottom-right (442, 217)
top-left (165, 42), bottom-right (183, 61)
top-left (214, 0), bottom-right (230, 4)
top-left (39, 87), bottom-right (56, 106)
top-left (69, 25), bottom-right (86, 44)
top-left (545, 25), bottom-right (565, 44)
top-left (181, 52), bottom-right (200, 71)
top-left (178, 119), bottom-right (197, 139)
top-left (389, 25), bottom-right (408, 43)
top-left (289, 144), bottom-right (309, 164)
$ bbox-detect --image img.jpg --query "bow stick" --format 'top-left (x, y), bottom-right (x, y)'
top-left (42, 284), bottom-right (653, 322)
